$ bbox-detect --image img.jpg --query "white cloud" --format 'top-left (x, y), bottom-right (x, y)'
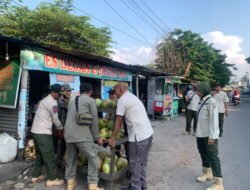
top-left (202, 31), bottom-right (246, 64)
top-left (110, 46), bottom-right (154, 65)
top-left (136, 47), bottom-right (153, 55)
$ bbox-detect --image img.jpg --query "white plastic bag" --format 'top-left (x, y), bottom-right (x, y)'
top-left (0, 133), bottom-right (18, 163)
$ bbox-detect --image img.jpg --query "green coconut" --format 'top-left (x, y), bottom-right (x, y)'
top-left (106, 120), bottom-right (114, 130)
top-left (108, 100), bottom-right (117, 108)
top-left (107, 130), bottom-right (113, 138)
top-left (116, 157), bottom-right (128, 171)
top-left (96, 98), bottom-right (102, 107)
top-left (99, 119), bottom-right (107, 129)
top-left (100, 100), bottom-right (112, 109)
top-left (99, 128), bottom-right (108, 139)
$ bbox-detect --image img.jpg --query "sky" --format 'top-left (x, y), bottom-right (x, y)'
top-left (21, 0), bottom-right (250, 79)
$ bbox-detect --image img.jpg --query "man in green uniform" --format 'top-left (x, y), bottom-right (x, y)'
top-left (64, 83), bottom-right (104, 190)
top-left (195, 82), bottom-right (224, 190)
top-left (31, 83), bottom-right (64, 187)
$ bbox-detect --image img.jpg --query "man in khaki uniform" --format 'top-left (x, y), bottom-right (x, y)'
top-left (64, 83), bottom-right (104, 190)
top-left (31, 83), bottom-right (64, 187)
top-left (195, 82), bottom-right (224, 190)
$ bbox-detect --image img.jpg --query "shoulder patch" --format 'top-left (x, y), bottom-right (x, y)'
top-left (53, 106), bottom-right (58, 113)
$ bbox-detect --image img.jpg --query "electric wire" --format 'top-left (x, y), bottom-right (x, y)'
top-left (140, 0), bottom-right (170, 31)
top-left (128, 0), bottom-right (166, 34)
top-left (121, 0), bottom-right (163, 35)
top-left (10, 0), bottom-right (154, 65)
top-left (103, 0), bottom-right (153, 46)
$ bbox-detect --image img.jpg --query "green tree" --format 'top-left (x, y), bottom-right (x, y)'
top-left (245, 57), bottom-right (250, 64)
top-left (0, 0), bottom-right (22, 14)
top-left (0, 0), bottom-right (112, 56)
top-left (155, 29), bottom-right (232, 86)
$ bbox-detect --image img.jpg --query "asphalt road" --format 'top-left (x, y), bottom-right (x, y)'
top-left (220, 95), bottom-right (250, 190)
top-left (147, 95), bottom-right (250, 190)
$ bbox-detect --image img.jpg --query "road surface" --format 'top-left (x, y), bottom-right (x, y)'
top-left (147, 95), bottom-right (250, 190)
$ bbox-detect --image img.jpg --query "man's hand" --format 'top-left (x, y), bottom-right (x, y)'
top-left (97, 138), bottom-right (104, 146)
top-left (107, 137), bottom-right (116, 148)
top-left (208, 139), bottom-right (215, 145)
top-left (225, 109), bottom-right (229, 117)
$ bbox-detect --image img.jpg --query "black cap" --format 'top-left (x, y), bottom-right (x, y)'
top-left (50, 83), bottom-right (63, 94)
top-left (107, 88), bottom-right (115, 95)
top-left (80, 83), bottom-right (93, 93)
top-left (62, 83), bottom-right (74, 91)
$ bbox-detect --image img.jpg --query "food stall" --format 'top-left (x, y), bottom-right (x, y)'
top-left (0, 35), bottom-right (136, 161)
top-left (147, 76), bottom-right (182, 120)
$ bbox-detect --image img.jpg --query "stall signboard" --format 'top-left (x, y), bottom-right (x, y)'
top-left (21, 49), bottom-right (132, 82)
top-left (163, 95), bottom-right (172, 116)
top-left (0, 59), bottom-right (22, 108)
top-left (163, 81), bottom-right (172, 117)
top-left (49, 73), bottom-right (80, 97)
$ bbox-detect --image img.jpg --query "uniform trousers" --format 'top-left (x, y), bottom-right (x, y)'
top-left (65, 141), bottom-right (99, 184)
top-left (32, 134), bottom-right (57, 180)
top-left (197, 137), bottom-right (222, 177)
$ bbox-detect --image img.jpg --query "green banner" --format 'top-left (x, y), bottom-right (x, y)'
top-left (0, 59), bottom-right (22, 108)
top-left (21, 49), bottom-right (132, 82)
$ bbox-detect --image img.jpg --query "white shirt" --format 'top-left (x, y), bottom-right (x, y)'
top-left (187, 90), bottom-right (200, 111)
top-left (116, 91), bottom-right (154, 142)
top-left (196, 95), bottom-right (219, 139)
top-left (31, 95), bottom-right (62, 135)
top-left (214, 91), bottom-right (229, 113)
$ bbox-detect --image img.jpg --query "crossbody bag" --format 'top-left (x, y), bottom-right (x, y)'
top-left (75, 96), bottom-right (93, 126)
top-left (186, 93), bottom-right (196, 105)
top-left (198, 97), bottom-right (211, 116)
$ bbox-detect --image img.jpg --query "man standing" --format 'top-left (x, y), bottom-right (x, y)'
top-left (64, 83), bottom-right (104, 190)
top-left (214, 83), bottom-right (229, 137)
top-left (195, 82), bottom-right (224, 190)
top-left (184, 85), bottom-right (200, 135)
top-left (56, 83), bottom-right (74, 160)
top-left (108, 88), bottom-right (117, 100)
top-left (31, 84), bottom-right (64, 187)
top-left (58, 83), bottom-right (74, 124)
top-left (108, 83), bottom-right (154, 190)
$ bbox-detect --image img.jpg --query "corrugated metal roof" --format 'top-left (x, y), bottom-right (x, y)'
top-left (0, 35), bottom-right (169, 77)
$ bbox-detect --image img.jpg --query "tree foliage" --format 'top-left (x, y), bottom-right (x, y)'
top-left (246, 57), bottom-right (250, 64)
top-left (0, 0), bottom-right (112, 56)
top-left (155, 29), bottom-right (233, 86)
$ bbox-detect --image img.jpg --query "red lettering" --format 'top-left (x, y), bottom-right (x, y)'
top-left (92, 65), bottom-right (99, 75)
top-left (60, 59), bottom-right (67, 70)
top-left (45, 55), bottom-right (58, 68)
top-left (56, 74), bottom-right (74, 83)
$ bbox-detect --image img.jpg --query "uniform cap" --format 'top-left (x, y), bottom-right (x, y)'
top-left (62, 83), bottom-right (74, 91)
top-left (50, 83), bottom-right (63, 94)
